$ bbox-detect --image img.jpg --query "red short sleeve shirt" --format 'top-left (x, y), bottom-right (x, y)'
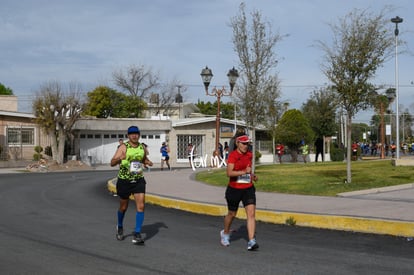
top-left (227, 150), bottom-right (253, 189)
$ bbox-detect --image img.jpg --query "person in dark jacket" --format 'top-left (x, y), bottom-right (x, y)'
top-left (315, 137), bottom-right (324, 162)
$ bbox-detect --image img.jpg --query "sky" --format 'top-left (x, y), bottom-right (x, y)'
top-left (1, 0), bottom-right (413, 124)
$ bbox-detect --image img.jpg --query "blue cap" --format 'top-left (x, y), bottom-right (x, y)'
top-left (127, 126), bottom-right (140, 134)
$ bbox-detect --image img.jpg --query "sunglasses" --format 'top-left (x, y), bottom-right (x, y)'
top-left (240, 142), bottom-right (249, 145)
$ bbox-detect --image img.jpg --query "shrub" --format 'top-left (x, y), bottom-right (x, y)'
top-left (33, 146), bottom-right (43, 161)
top-left (285, 216), bottom-right (297, 226)
top-left (33, 153), bottom-right (42, 161)
top-left (34, 146), bottom-right (43, 154)
top-left (330, 146), bottom-right (345, 162)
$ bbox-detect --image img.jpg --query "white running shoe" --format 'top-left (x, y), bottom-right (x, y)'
top-left (247, 238), bottom-right (259, 251)
top-left (220, 230), bottom-right (230, 246)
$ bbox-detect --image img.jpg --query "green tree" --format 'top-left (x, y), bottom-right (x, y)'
top-left (0, 83), bottom-right (13, 95)
top-left (83, 86), bottom-right (147, 118)
top-left (302, 87), bottom-right (338, 138)
top-left (275, 109), bottom-right (314, 162)
top-left (230, 3), bottom-right (285, 170)
top-left (83, 86), bottom-right (122, 118)
top-left (33, 81), bottom-right (83, 164)
top-left (196, 101), bottom-right (235, 119)
top-left (119, 96), bottom-right (147, 118)
top-left (352, 123), bottom-right (370, 143)
top-left (318, 8), bottom-right (394, 183)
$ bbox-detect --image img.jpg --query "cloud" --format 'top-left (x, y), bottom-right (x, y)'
top-left (0, 0), bottom-right (412, 124)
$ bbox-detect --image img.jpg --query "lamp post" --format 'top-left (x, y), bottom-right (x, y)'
top-left (200, 66), bottom-right (239, 153)
top-left (391, 16), bottom-right (403, 158)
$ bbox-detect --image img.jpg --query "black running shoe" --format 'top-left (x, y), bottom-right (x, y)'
top-left (132, 232), bottom-right (144, 245)
top-left (116, 226), bottom-right (124, 241)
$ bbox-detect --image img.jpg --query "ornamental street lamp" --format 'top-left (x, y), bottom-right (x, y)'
top-left (391, 16), bottom-right (403, 158)
top-left (200, 66), bottom-right (239, 153)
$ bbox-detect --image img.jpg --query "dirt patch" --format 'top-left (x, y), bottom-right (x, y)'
top-left (26, 159), bottom-right (92, 173)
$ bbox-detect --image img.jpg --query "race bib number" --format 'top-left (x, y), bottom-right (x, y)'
top-left (236, 173), bottom-right (251, 184)
top-left (130, 161), bottom-right (143, 174)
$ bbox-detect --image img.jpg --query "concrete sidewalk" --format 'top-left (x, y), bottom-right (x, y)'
top-left (108, 167), bottom-right (414, 238)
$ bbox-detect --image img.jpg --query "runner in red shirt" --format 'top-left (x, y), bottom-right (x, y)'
top-left (220, 135), bottom-right (259, 251)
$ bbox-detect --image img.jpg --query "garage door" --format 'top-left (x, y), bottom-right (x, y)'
top-left (79, 132), bottom-right (164, 165)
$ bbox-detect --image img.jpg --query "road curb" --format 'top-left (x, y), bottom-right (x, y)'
top-left (337, 183), bottom-right (414, 197)
top-left (107, 179), bottom-right (414, 237)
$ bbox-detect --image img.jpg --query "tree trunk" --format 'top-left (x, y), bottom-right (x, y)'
top-left (57, 128), bottom-right (66, 164)
top-left (49, 129), bottom-right (59, 164)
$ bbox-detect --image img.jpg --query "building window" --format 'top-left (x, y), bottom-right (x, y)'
top-left (7, 127), bottom-right (35, 145)
top-left (176, 135), bottom-right (203, 159)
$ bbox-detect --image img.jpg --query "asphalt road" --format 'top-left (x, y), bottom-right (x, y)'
top-left (0, 171), bottom-right (413, 275)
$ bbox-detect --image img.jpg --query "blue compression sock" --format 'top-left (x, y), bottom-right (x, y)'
top-left (117, 210), bottom-right (125, 228)
top-left (135, 211), bottom-right (145, 233)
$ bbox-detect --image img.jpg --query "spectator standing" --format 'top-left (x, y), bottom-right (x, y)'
top-left (370, 141), bottom-right (377, 156)
top-left (301, 143), bottom-right (309, 163)
top-left (160, 142), bottom-right (171, 170)
top-left (218, 143), bottom-right (224, 159)
top-left (402, 143), bottom-right (408, 155)
top-left (276, 143), bottom-right (284, 163)
top-left (224, 141), bottom-right (229, 162)
top-left (391, 143), bottom-right (396, 158)
top-left (314, 137), bottom-right (324, 162)
top-left (351, 141), bottom-right (359, 161)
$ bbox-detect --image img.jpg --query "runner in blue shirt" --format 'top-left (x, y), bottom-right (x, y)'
top-left (160, 142), bottom-right (171, 170)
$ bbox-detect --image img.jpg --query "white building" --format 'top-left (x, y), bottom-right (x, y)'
top-left (72, 115), bottom-right (256, 165)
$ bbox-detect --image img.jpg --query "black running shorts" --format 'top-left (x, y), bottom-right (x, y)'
top-left (225, 185), bottom-right (256, 211)
top-left (116, 177), bottom-right (146, 199)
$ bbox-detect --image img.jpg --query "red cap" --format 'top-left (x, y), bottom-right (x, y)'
top-left (236, 135), bottom-right (251, 143)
